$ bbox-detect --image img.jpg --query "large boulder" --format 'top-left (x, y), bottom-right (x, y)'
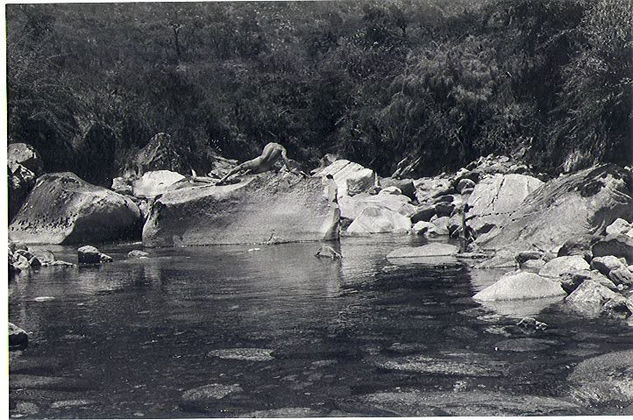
top-left (473, 271), bottom-right (566, 301)
top-left (592, 234), bottom-right (633, 264)
top-left (477, 165), bottom-right (633, 254)
top-left (606, 218), bottom-right (633, 237)
top-left (466, 173), bottom-right (543, 235)
top-left (143, 173), bottom-right (339, 247)
top-left (9, 172), bottom-right (142, 244)
top-left (77, 245), bottom-right (113, 264)
top-left (538, 256), bottom-right (590, 278)
top-left (338, 192), bottom-right (416, 221)
top-left (379, 177), bottom-right (416, 200)
top-left (313, 159), bottom-right (375, 199)
top-left (414, 176), bottom-right (453, 205)
top-left (132, 170), bottom-right (186, 199)
top-left (591, 255), bottom-right (627, 276)
top-left (346, 206), bottom-right (411, 235)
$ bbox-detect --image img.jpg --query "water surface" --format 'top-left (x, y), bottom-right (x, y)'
top-left (9, 237), bottom-right (633, 417)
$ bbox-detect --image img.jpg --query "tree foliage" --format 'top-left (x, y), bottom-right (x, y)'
top-left (6, 0), bottom-right (632, 184)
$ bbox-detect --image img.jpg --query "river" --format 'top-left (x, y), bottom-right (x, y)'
top-left (9, 236), bottom-right (633, 417)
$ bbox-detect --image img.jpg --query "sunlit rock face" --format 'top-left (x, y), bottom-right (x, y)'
top-left (142, 172), bottom-right (339, 247)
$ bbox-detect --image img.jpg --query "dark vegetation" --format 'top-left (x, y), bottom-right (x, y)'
top-left (6, 0), bottom-right (632, 186)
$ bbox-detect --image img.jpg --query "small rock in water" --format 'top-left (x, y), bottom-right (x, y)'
top-left (128, 250), bottom-right (149, 259)
top-left (9, 323), bottom-right (28, 350)
top-left (207, 348), bottom-right (274, 361)
top-left (494, 338), bottom-right (558, 352)
top-left (50, 399), bottom-right (96, 409)
top-left (34, 296), bottom-right (55, 302)
top-left (77, 245), bottom-right (113, 264)
top-left (315, 245), bottom-right (342, 259)
top-left (517, 317), bottom-right (548, 331)
top-left (247, 248), bottom-right (261, 252)
top-left (181, 383), bottom-right (243, 412)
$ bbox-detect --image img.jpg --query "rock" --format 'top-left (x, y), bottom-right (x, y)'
top-left (538, 256), bottom-right (590, 278)
top-left (591, 255), bottom-right (627, 275)
top-left (608, 266), bottom-right (633, 287)
top-left (494, 338), bottom-right (557, 352)
top-left (346, 206), bottom-right (411, 235)
top-left (473, 271), bottom-right (566, 301)
top-left (181, 383), bottom-right (243, 412)
top-left (13, 254), bottom-right (30, 272)
top-left (132, 170), bottom-right (186, 199)
top-left (477, 165), bottom-right (633, 255)
top-left (341, 390), bottom-right (580, 416)
top-left (565, 280), bottom-right (621, 318)
top-left (379, 186), bottom-right (402, 195)
top-left (111, 176), bottom-right (133, 195)
top-left (315, 245), bottom-right (342, 259)
top-left (387, 243), bottom-right (459, 259)
top-left (32, 250), bottom-right (56, 266)
top-left (77, 246), bottom-right (112, 265)
top-left (414, 176), bottom-right (454, 204)
top-left (559, 270), bottom-right (617, 294)
top-left (434, 202), bottom-right (454, 217)
top-left (379, 177), bottom-right (416, 200)
top-left (10, 172), bottom-right (142, 244)
top-left (411, 205), bottom-right (436, 223)
top-left (50, 399), bottom-right (97, 409)
top-left (244, 408), bottom-right (324, 417)
top-left (602, 295), bottom-right (632, 318)
top-left (568, 350), bottom-right (633, 406)
top-left (339, 192), bottom-right (415, 220)
top-left (606, 218), bottom-right (633, 237)
top-left (411, 221), bottom-right (434, 235)
top-left (313, 159), bottom-right (375, 199)
top-left (431, 216), bottom-right (451, 236)
top-left (8, 162), bottom-right (37, 220)
top-left (466, 173), bottom-right (543, 235)
top-left (521, 259), bottom-right (545, 272)
top-left (132, 132), bottom-right (193, 176)
top-left (9, 323), bottom-right (28, 349)
top-left (143, 173), bottom-right (338, 246)
top-left (457, 178), bottom-right (476, 194)
top-left (128, 250), bottom-right (149, 259)
top-left (516, 317), bottom-right (548, 331)
top-left (207, 348), bottom-right (274, 361)
top-left (8, 143), bottom-right (44, 175)
top-left (515, 250), bottom-right (544, 265)
top-left (592, 234), bottom-right (633, 264)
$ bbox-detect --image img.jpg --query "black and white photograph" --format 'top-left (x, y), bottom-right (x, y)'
top-left (5, 0), bottom-right (633, 417)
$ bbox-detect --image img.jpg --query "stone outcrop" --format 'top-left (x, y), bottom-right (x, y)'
top-left (346, 206), bottom-right (411, 235)
top-left (538, 256), bottom-right (590, 278)
top-left (313, 159), bottom-right (375, 199)
top-left (477, 165), bottom-right (633, 254)
top-left (466, 173), bottom-right (543, 235)
top-left (143, 173), bottom-right (339, 247)
top-left (9, 172), bottom-right (142, 244)
top-left (131, 132), bottom-right (192, 176)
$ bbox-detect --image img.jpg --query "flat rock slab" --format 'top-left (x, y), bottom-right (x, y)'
top-left (494, 338), bottom-right (559, 352)
top-left (142, 173), bottom-right (338, 246)
top-left (371, 354), bottom-right (506, 377)
top-left (207, 348), bottom-right (274, 362)
top-left (181, 383), bottom-right (244, 413)
top-left (568, 350), bottom-right (633, 406)
top-left (387, 243), bottom-right (459, 259)
top-left (339, 390), bottom-right (581, 416)
top-left (10, 375), bottom-right (92, 391)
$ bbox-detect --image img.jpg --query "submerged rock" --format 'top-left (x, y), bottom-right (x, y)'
top-left (10, 172), bottom-right (142, 245)
top-left (315, 245), bottom-right (342, 259)
top-left (473, 271), bottom-right (566, 301)
top-left (338, 192), bottom-right (415, 220)
top-left (128, 250), bottom-right (150, 259)
top-left (207, 348), bottom-right (274, 362)
top-left (494, 338), bottom-right (558, 352)
top-left (568, 350), bottom-right (633, 407)
top-left (387, 243), bottom-right (459, 259)
top-left (143, 173), bottom-right (339, 247)
top-left (181, 383), bottom-right (243, 412)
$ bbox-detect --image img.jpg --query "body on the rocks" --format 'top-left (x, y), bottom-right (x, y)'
top-left (219, 142), bottom-right (305, 184)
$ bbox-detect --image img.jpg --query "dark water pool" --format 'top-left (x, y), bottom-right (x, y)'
top-left (9, 237), bottom-right (633, 417)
